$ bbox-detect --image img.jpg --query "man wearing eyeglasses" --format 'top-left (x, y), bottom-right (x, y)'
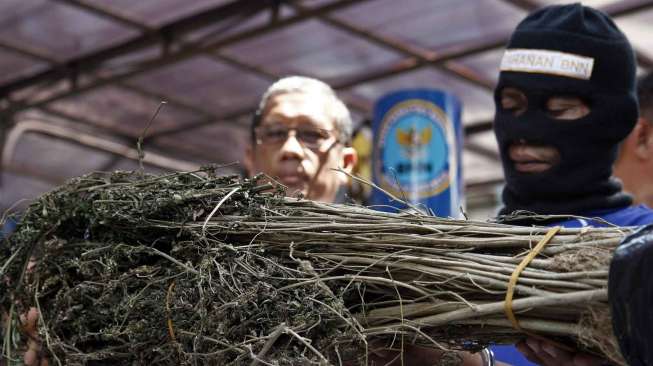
top-left (245, 75), bottom-right (358, 202)
top-left (243, 76), bottom-right (498, 366)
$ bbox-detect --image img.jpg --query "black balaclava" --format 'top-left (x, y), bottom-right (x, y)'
top-left (494, 3), bottom-right (638, 217)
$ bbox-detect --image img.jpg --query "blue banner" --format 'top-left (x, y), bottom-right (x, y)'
top-left (370, 89), bottom-right (463, 217)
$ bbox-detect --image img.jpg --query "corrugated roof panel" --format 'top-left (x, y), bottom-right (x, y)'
top-left (183, 4), bottom-right (297, 44)
top-left (0, 48), bottom-right (47, 84)
top-left (157, 120), bottom-right (250, 167)
top-left (331, 0), bottom-right (524, 51)
top-left (129, 55), bottom-right (271, 116)
top-left (455, 49), bottom-right (503, 87)
top-left (0, 1), bottom-right (137, 60)
top-left (47, 85), bottom-right (204, 137)
top-left (616, 7), bottom-right (653, 63)
top-left (7, 133), bottom-right (114, 182)
top-left (294, 0), bottom-right (337, 9)
top-left (83, 0), bottom-right (231, 27)
top-left (537, 0), bottom-right (618, 7)
top-left (223, 19), bottom-right (403, 81)
top-left (1, 172), bottom-right (55, 212)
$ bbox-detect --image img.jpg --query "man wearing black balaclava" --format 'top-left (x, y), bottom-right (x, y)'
top-left (492, 3), bottom-right (653, 366)
top-left (495, 4), bottom-right (653, 224)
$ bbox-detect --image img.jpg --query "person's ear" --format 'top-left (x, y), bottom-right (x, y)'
top-left (634, 118), bottom-right (653, 160)
top-left (336, 147), bottom-right (358, 185)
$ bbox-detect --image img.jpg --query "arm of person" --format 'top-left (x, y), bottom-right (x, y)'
top-left (3, 257), bottom-right (49, 365)
top-left (21, 307), bottom-right (49, 366)
top-left (366, 344), bottom-right (511, 366)
top-left (516, 338), bottom-right (606, 366)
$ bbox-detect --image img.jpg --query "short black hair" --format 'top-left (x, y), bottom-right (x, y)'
top-left (638, 71), bottom-right (653, 120)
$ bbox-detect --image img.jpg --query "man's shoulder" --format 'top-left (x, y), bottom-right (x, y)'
top-left (600, 204), bottom-right (653, 226)
top-left (555, 204), bottom-right (653, 228)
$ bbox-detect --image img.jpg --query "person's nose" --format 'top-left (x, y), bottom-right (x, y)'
top-left (279, 130), bottom-right (306, 160)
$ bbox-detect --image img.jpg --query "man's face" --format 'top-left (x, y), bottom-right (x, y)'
top-left (245, 92), bottom-right (357, 202)
top-left (499, 87), bottom-right (590, 173)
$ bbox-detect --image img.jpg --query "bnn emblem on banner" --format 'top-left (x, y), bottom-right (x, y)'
top-left (371, 90), bottom-right (463, 217)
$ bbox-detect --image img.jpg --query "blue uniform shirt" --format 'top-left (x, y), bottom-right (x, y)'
top-left (550, 204), bottom-right (653, 228)
top-left (492, 204), bottom-right (653, 366)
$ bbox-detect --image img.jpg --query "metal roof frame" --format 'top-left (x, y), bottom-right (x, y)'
top-left (1, 0), bottom-right (653, 199)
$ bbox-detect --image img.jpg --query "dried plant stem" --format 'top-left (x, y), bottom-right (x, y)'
top-left (250, 323), bottom-right (286, 366)
top-left (377, 289), bottom-right (607, 330)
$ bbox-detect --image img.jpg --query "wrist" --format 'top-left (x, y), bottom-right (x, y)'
top-left (480, 347), bottom-right (495, 366)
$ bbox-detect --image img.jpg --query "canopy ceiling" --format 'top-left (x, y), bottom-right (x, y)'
top-left (2, 0), bottom-right (652, 211)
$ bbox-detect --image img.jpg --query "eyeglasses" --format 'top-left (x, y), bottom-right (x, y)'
top-left (254, 125), bottom-right (338, 150)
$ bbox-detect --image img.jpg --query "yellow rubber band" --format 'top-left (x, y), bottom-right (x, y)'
top-left (505, 226), bottom-right (560, 331)
top-left (504, 226), bottom-right (576, 352)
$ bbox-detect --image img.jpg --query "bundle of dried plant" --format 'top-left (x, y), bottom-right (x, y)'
top-left (0, 169), bottom-right (631, 365)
